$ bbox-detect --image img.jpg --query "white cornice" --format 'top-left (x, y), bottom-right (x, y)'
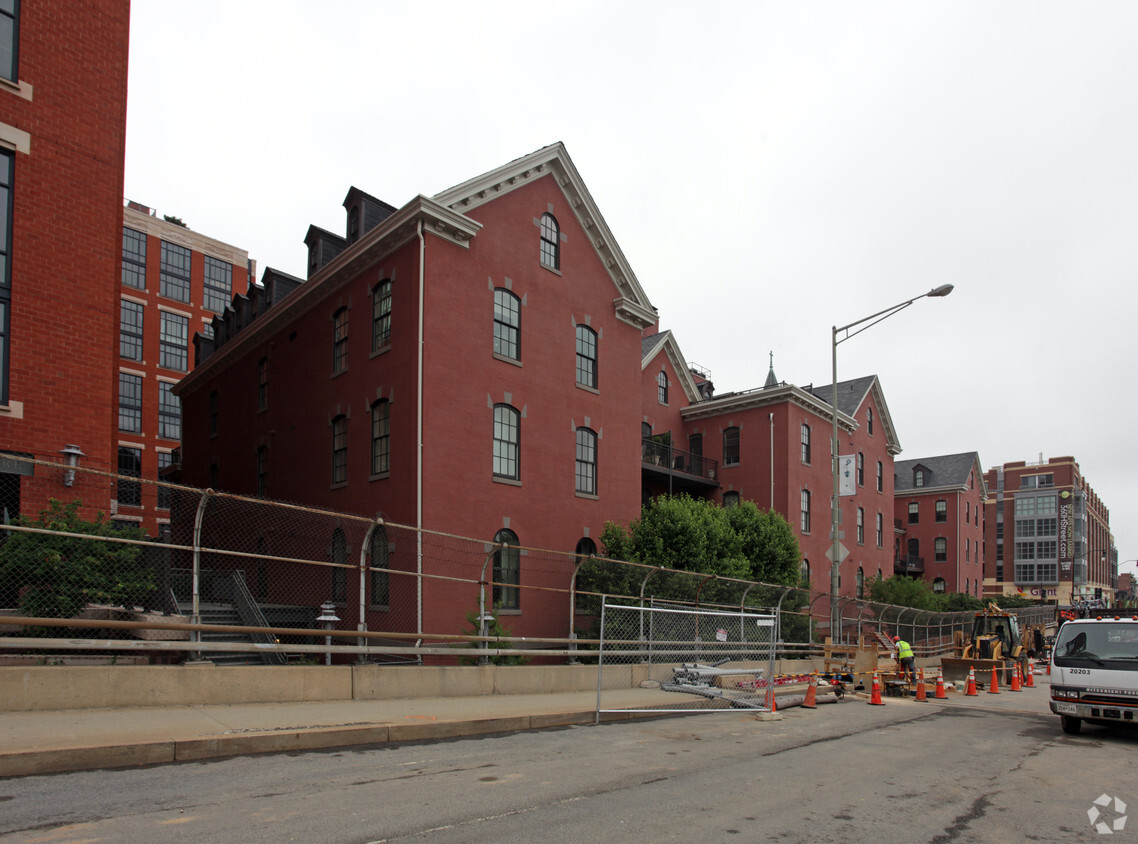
top-left (433, 142), bottom-right (657, 329)
top-left (681, 382), bottom-right (857, 431)
top-left (642, 330), bottom-right (701, 404)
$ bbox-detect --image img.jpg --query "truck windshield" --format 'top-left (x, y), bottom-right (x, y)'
top-left (1054, 623), bottom-right (1138, 669)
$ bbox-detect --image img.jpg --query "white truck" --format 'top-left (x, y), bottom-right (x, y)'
top-left (1049, 615), bottom-right (1138, 735)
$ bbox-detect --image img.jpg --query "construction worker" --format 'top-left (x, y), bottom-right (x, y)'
top-left (893, 635), bottom-right (916, 683)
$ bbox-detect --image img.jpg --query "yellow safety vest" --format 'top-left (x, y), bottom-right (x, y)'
top-left (897, 640), bottom-right (914, 659)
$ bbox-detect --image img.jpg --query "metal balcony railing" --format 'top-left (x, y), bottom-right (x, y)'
top-left (641, 438), bottom-right (718, 482)
top-left (894, 555), bottom-right (924, 575)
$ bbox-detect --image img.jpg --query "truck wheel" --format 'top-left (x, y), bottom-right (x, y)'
top-left (1060, 715), bottom-right (1082, 735)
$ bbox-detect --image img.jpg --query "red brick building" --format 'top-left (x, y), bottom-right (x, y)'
top-left (984, 456), bottom-right (1115, 605)
top-left (115, 202), bottom-right (252, 535)
top-left (175, 144), bottom-right (908, 640)
top-left (0, 1), bottom-right (130, 524)
top-left (893, 452), bottom-right (985, 596)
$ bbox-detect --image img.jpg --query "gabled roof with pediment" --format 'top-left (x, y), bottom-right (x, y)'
top-left (641, 331), bottom-right (702, 405)
top-left (433, 142), bottom-right (657, 329)
top-left (804, 375), bottom-right (902, 456)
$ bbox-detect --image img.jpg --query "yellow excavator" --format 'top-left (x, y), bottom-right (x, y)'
top-left (941, 604), bottom-right (1032, 686)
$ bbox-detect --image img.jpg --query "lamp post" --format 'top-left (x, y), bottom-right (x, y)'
top-left (829, 284), bottom-right (954, 640)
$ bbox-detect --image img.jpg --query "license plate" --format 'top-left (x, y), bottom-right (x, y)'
top-left (1054, 701), bottom-right (1077, 715)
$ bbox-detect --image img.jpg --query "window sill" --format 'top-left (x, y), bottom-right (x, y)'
top-left (0, 76), bottom-right (32, 101)
top-left (540, 263), bottom-right (562, 277)
top-left (497, 608), bottom-right (522, 616)
top-left (575, 491), bottom-right (599, 500)
top-left (368, 471), bottom-right (390, 482)
top-left (492, 476), bottom-right (522, 487)
top-left (370, 344), bottom-right (391, 360)
top-left (331, 481), bottom-right (348, 490)
top-left (331, 367), bottom-right (349, 379)
top-left (575, 383), bottom-right (599, 395)
top-left (493, 352), bottom-right (522, 367)
top-left (368, 605), bottom-right (391, 612)
top-left (722, 462), bottom-right (739, 469)
top-left (0, 400), bottom-right (24, 418)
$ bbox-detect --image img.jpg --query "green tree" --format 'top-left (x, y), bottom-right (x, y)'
top-left (937, 591), bottom-right (984, 612)
top-left (0, 499), bottom-right (152, 625)
top-left (725, 500), bottom-right (800, 584)
top-left (868, 574), bottom-right (941, 610)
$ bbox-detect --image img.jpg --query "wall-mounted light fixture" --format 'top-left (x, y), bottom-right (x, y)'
top-left (59, 444), bottom-right (85, 487)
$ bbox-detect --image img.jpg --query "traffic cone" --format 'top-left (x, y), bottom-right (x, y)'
top-left (1009, 663), bottom-right (1022, 692)
top-left (1025, 660), bottom-right (1035, 688)
top-left (988, 665), bottom-right (1001, 694)
top-left (1046, 659), bottom-right (1051, 676)
top-left (769, 688), bottom-right (776, 712)
top-left (935, 667), bottom-right (947, 699)
top-left (915, 668), bottom-right (927, 702)
top-left (868, 671), bottom-right (885, 705)
top-left (802, 673), bottom-right (818, 709)
top-left (965, 666), bottom-right (978, 696)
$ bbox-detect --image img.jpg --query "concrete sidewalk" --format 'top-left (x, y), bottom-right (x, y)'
top-left (0, 674), bottom-right (1056, 779)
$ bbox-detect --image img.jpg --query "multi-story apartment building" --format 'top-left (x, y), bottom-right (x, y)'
top-left (175, 138), bottom-right (904, 645)
top-left (116, 202), bottom-right (252, 535)
top-left (0, 0), bottom-right (130, 525)
top-left (984, 456), bottom-right (1115, 605)
top-left (893, 452), bottom-right (985, 596)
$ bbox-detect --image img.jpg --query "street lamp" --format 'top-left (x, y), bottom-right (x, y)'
top-left (830, 284), bottom-right (953, 640)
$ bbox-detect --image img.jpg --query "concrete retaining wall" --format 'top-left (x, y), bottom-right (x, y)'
top-left (0, 657), bottom-right (931, 712)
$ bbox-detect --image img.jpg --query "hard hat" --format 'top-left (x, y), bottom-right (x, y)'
top-left (892, 636), bottom-right (900, 641)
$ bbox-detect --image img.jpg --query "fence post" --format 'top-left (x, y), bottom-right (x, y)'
top-left (358, 519), bottom-right (382, 662)
top-left (188, 489), bottom-right (213, 664)
top-left (477, 546), bottom-right (499, 666)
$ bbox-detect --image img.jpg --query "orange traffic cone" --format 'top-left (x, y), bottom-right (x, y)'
top-left (769, 687), bottom-right (777, 712)
top-left (868, 671), bottom-right (885, 705)
top-left (965, 666), bottom-right (978, 696)
top-left (1009, 663), bottom-right (1022, 692)
top-left (988, 665), bottom-right (1001, 694)
top-left (1046, 659), bottom-right (1051, 676)
top-left (915, 668), bottom-right (927, 702)
top-left (1025, 660), bottom-right (1035, 688)
top-left (802, 673), bottom-right (818, 709)
top-left (935, 667), bottom-right (947, 699)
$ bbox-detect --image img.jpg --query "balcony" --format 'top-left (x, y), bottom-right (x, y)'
top-left (894, 554), bottom-right (924, 575)
top-left (641, 438), bottom-right (719, 492)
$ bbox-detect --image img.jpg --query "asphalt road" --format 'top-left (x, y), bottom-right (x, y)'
top-left (1, 696), bottom-right (1135, 843)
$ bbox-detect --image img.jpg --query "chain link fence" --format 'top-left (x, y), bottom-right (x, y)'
top-left (0, 455), bottom-right (1056, 666)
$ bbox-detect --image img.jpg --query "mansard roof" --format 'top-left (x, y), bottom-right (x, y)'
top-left (894, 452), bottom-right (985, 494)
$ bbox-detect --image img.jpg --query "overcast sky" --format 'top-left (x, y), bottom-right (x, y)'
top-left (125, 1), bottom-right (1138, 579)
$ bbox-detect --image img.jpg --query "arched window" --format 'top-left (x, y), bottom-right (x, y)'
top-left (801, 424), bottom-right (811, 463)
top-left (800, 489), bottom-right (811, 532)
top-left (575, 537), bottom-right (596, 563)
top-left (370, 399), bottom-right (390, 476)
top-left (932, 577), bottom-right (946, 594)
top-left (800, 559), bottom-right (810, 586)
top-left (331, 528), bottom-right (347, 603)
top-left (575, 325), bottom-right (597, 388)
top-left (331, 415), bottom-right (347, 485)
top-left (370, 525), bottom-right (390, 607)
top-left (332, 307), bottom-right (349, 373)
top-left (657, 370), bottom-right (669, 404)
top-left (575, 427), bottom-right (597, 495)
top-left (540, 212), bottom-right (560, 269)
top-left (492, 528), bottom-right (520, 610)
top-left (372, 279), bottom-right (392, 352)
top-left (856, 567), bottom-right (865, 600)
top-left (493, 404), bottom-right (520, 480)
top-left (723, 491), bottom-right (740, 508)
top-left (493, 288), bottom-right (520, 361)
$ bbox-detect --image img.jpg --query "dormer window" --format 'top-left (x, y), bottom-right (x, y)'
top-left (914, 468), bottom-right (925, 487)
top-left (540, 212), bottom-right (560, 270)
top-left (347, 206), bottom-right (360, 244)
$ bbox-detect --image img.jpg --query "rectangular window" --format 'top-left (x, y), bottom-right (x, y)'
top-left (0, 0), bottom-right (18, 82)
top-left (1016, 519), bottom-right (1035, 538)
top-left (876, 461), bottom-right (883, 492)
top-left (1037, 517), bottom-right (1057, 536)
top-left (122, 227), bottom-right (147, 290)
top-left (935, 500), bottom-right (947, 522)
top-left (159, 311), bottom-right (188, 371)
top-left (575, 428), bottom-right (597, 494)
top-left (332, 307), bottom-right (348, 373)
top-left (156, 450), bottom-right (172, 510)
top-left (372, 280), bottom-right (392, 352)
top-left (118, 372), bottom-right (142, 433)
top-left (0, 149), bottom-right (11, 404)
top-left (800, 424), bottom-right (810, 464)
top-left (331, 416), bottom-right (347, 485)
top-left (575, 325), bottom-right (597, 388)
top-left (723, 427), bottom-right (740, 466)
top-left (257, 357), bottom-right (268, 411)
top-left (159, 241), bottom-right (191, 303)
top-left (158, 381), bottom-right (181, 440)
top-left (800, 490), bottom-right (811, 533)
top-left (876, 513), bottom-right (883, 547)
top-left (371, 400), bottom-right (390, 475)
top-left (935, 538), bottom-right (947, 562)
top-left (493, 289), bottom-right (520, 361)
top-left (856, 508), bottom-right (864, 544)
top-left (908, 502), bottom-right (919, 524)
top-left (256, 445), bottom-right (267, 498)
top-left (120, 299), bottom-right (144, 360)
top-left (202, 255), bottom-right (232, 313)
top-left (493, 405), bottom-right (520, 480)
top-left (117, 446), bottom-right (142, 507)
